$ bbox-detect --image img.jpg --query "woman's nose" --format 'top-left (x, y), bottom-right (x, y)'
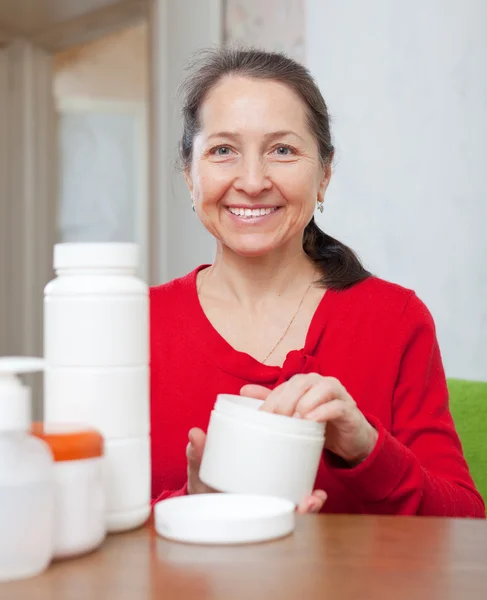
top-left (233, 156), bottom-right (272, 197)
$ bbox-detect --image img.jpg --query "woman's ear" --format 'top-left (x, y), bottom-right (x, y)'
top-left (184, 168), bottom-right (194, 197)
top-left (318, 160), bottom-right (332, 201)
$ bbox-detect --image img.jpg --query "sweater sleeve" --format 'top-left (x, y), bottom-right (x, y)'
top-left (326, 292), bottom-right (485, 518)
top-left (152, 482), bottom-right (188, 506)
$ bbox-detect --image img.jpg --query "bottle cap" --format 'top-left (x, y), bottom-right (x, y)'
top-left (54, 243), bottom-right (138, 270)
top-left (31, 423), bottom-right (104, 462)
top-left (0, 357), bottom-right (45, 432)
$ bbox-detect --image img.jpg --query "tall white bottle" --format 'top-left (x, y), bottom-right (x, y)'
top-left (0, 357), bottom-right (54, 581)
top-left (44, 243), bottom-right (150, 532)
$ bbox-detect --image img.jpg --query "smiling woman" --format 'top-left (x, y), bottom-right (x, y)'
top-left (149, 47), bottom-right (485, 519)
top-left (179, 50), bottom-right (368, 290)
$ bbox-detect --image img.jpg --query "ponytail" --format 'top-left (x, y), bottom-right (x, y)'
top-left (303, 218), bottom-right (371, 290)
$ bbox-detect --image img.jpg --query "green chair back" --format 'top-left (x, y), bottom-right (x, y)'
top-left (448, 378), bottom-right (487, 503)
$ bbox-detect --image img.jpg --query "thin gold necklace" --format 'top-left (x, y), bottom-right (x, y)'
top-left (197, 266), bottom-right (212, 296)
top-left (261, 277), bottom-right (314, 364)
top-left (197, 267), bottom-right (315, 365)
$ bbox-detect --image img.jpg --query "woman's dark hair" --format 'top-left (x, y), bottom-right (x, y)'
top-left (179, 47), bottom-right (371, 290)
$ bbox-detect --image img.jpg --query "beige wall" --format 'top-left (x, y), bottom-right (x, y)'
top-left (53, 22), bottom-right (147, 101)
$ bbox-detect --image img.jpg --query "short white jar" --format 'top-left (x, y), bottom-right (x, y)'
top-left (32, 424), bottom-right (106, 559)
top-left (199, 394), bottom-right (326, 504)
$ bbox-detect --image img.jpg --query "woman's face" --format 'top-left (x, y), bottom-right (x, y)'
top-left (186, 76), bottom-right (331, 258)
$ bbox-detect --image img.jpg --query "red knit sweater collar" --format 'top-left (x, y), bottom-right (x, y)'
top-left (178, 265), bottom-right (341, 386)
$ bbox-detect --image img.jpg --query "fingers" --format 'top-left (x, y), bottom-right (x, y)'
top-left (303, 398), bottom-right (347, 423)
top-left (259, 374), bottom-right (321, 416)
top-left (240, 384), bottom-right (272, 401)
top-left (296, 490), bottom-right (327, 514)
top-left (187, 428), bottom-right (213, 495)
top-left (188, 427), bottom-right (206, 447)
top-left (244, 375), bottom-right (351, 421)
top-left (186, 428), bottom-right (206, 465)
top-left (294, 377), bottom-right (346, 418)
top-left (257, 374), bottom-right (345, 419)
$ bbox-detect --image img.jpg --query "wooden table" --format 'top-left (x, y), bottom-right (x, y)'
top-left (3, 515), bottom-right (487, 599)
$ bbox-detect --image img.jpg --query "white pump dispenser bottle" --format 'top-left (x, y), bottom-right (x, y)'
top-left (0, 357), bottom-right (54, 582)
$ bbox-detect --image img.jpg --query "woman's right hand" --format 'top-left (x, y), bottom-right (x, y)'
top-left (186, 428), bottom-right (215, 495)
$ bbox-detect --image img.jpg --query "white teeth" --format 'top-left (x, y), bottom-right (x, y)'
top-left (228, 207), bottom-right (277, 218)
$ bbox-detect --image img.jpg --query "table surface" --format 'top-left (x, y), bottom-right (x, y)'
top-left (3, 515), bottom-right (487, 600)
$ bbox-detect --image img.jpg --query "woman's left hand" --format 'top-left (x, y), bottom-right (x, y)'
top-left (241, 373), bottom-right (378, 467)
top-left (296, 490), bottom-right (327, 514)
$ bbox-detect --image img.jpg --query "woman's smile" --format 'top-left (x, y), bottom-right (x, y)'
top-left (225, 205), bottom-right (282, 224)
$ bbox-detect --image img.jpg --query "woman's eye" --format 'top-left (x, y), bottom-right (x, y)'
top-left (274, 146), bottom-right (294, 156)
top-left (212, 146), bottom-right (233, 156)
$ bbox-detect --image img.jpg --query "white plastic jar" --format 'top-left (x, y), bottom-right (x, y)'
top-left (43, 243), bottom-right (151, 532)
top-left (199, 394), bottom-right (326, 504)
top-left (31, 424), bottom-right (105, 559)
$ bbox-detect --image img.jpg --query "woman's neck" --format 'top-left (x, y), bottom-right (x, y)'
top-left (204, 243), bottom-right (317, 311)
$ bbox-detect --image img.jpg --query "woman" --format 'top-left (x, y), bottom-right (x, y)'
top-left (150, 47), bottom-right (484, 517)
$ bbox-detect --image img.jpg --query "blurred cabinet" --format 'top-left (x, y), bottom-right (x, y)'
top-left (0, 40), bottom-right (56, 415)
top-left (0, 40), bottom-right (56, 360)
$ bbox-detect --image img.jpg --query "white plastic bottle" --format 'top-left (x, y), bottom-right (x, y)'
top-left (43, 243), bottom-right (150, 532)
top-left (0, 357), bottom-right (54, 582)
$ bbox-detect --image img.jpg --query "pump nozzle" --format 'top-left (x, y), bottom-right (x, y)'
top-left (0, 357), bottom-right (45, 432)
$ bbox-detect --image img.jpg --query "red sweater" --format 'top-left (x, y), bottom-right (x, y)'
top-left (150, 266), bottom-right (485, 517)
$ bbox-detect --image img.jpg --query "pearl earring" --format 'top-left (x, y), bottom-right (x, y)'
top-left (317, 199), bottom-right (324, 213)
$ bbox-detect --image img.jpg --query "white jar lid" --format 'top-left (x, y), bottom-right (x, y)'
top-left (54, 243), bottom-right (138, 270)
top-left (215, 394), bottom-right (325, 438)
top-left (154, 494), bottom-right (295, 545)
